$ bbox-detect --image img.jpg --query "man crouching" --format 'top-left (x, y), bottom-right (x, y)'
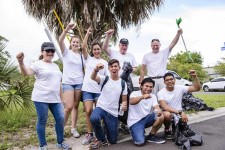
top-left (128, 77), bottom-right (165, 146)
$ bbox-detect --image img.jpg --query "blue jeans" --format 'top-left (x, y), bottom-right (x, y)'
top-left (130, 112), bottom-right (156, 145)
top-left (34, 101), bottom-right (64, 147)
top-left (90, 107), bottom-right (118, 144)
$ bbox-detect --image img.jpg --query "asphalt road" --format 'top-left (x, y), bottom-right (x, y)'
top-left (102, 115), bottom-right (225, 150)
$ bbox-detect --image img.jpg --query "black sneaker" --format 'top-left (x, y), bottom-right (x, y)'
top-left (147, 134), bottom-right (165, 144)
top-left (164, 129), bottom-right (173, 140)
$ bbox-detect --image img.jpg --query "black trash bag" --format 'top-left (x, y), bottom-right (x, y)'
top-left (182, 93), bottom-right (214, 111)
top-left (172, 115), bottom-right (203, 150)
top-left (118, 62), bottom-right (134, 124)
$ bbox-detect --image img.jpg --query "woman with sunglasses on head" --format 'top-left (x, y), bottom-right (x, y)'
top-left (16, 42), bottom-right (70, 150)
top-left (58, 23), bottom-right (88, 138)
top-left (81, 28), bottom-right (108, 145)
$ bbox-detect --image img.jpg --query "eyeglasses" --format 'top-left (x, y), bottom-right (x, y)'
top-left (151, 39), bottom-right (160, 42)
top-left (44, 49), bottom-right (55, 53)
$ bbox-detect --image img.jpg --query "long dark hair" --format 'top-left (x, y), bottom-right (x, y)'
top-left (90, 42), bottom-right (101, 57)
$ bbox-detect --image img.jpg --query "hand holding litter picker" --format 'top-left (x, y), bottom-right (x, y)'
top-left (176, 18), bottom-right (194, 62)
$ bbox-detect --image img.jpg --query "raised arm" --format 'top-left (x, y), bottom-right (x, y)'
top-left (91, 63), bottom-right (104, 84)
top-left (168, 28), bottom-right (183, 51)
top-left (102, 29), bottom-right (114, 56)
top-left (139, 64), bottom-right (147, 84)
top-left (187, 70), bottom-right (201, 92)
top-left (16, 52), bottom-right (34, 76)
top-left (82, 27), bottom-right (92, 59)
top-left (58, 23), bottom-right (75, 53)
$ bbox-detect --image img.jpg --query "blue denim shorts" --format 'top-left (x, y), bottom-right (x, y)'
top-left (82, 91), bottom-right (100, 102)
top-left (62, 83), bottom-right (82, 92)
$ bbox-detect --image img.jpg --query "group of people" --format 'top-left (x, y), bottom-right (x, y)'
top-left (16, 23), bottom-right (201, 150)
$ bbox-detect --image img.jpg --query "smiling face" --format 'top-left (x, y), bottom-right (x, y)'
top-left (119, 43), bottom-right (128, 54)
top-left (92, 44), bottom-right (101, 58)
top-left (70, 37), bottom-right (80, 50)
top-left (42, 49), bottom-right (55, 62)
top-left (151, 40), bottom-right (161, 53)
top-left (141, 82), bottom-right (154, 94)
top-left (164, 75), bottom-right (176, 90)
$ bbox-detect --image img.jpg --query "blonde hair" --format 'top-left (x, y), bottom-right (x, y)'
top-left (69, 36), bottom-right (81, 50)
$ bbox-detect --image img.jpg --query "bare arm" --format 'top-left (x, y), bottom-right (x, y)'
top-left (139, 64), bottom-right (146, 84)
top-left (82, 27), bottom-right (92, 59)
top-left (58, 23), bottom-right (75, 54)
top-left (159, 100), bottom-right (180, 114)
top-left (188, 70), bottom-right (201, 92)
top-left (16, 52), bottom-right (35, 76)
top-left (102, 29), bottom-right (114, 56)
top-left (130, 94), bottom-right (150, 105)
top-left (91, 63), bottom-right (104, 84)
top-left (168, 28), bottom-right (183, 51)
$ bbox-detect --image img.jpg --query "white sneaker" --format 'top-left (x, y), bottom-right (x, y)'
top-left (39, 145), bottom-right (48, 150)
top-left (71, 128), bottom-right (80, 138)
top-left (82, 133), bottom-right (95, 145)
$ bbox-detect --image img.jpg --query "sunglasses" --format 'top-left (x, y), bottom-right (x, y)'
top-left (151, 39), bottom-right (160, 42)
top-left (44, 49), bottom-right (55, 53)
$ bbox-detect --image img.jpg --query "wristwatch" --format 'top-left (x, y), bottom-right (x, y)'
top-left (178, 110), bottom-right (183, 115)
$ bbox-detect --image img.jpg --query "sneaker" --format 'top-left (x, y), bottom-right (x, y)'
top-left (147, 134), bottom-right (165, 144)
top-left (71, 128), bottom-right (80, 138)
top-left (39, 145), bottom-right (48, 150)
top-left (89, 139), bottom-right (108, 149)
top-left (56, 142), bottom-right (71, 150)
top-left (118, 123), bottom-right (130, 134)
top-left (82, 133), bottom-right (95, 145)
top-left (164, 129), bottom-right (173, 140)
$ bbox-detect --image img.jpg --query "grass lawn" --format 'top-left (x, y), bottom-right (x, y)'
top-left (193, 93), bottom-right (225, 109)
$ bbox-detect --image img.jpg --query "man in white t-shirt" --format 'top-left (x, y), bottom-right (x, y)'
top-left (140, 29), bottom-right (183, 95)
top-left (157, 70), bottom-right (201, 139)
top-left (90, 59), bottom-right (128, 149)
top-left (128, 77), bottom-right (165, 145)
top-left (102, 29), bottom-right (138, 75)
top-left (102, 29), bottom-right (138, 131)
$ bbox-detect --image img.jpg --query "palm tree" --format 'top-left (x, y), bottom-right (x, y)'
top-left (0, 35), bottom-right (33, 110)
top-left (22, 0), bottom-right (164, 46)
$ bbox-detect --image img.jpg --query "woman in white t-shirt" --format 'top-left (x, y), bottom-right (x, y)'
top-left (16, 42), bottom-right (70, 150)
top-left (58, 23), bottom-right (89, 138)
top-left (81, 32), bottom-right (108, 144)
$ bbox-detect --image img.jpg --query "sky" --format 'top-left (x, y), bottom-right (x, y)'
top-left (0, 0), bottom-right (225, 67)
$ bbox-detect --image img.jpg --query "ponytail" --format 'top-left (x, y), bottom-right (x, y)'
top-left (39, 54), bottom-right (43, 60)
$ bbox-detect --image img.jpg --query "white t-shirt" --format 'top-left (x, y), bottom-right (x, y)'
top-left (30, 60), bottom-right (62, 103)
top-left (127, 91), bottom-right (158, 128)
top-left (82, 55), bottom-right (108, 93)
top-left (62, 48), bottom-right (84, 84)
top-left (96, 76), bottom-right (128, 117)
top-left (110, 50), bottom-right (138, 75)
top-left (142, 47), bottom-right (170, 77)
top-left (157, 85), bottom-right (189, 110)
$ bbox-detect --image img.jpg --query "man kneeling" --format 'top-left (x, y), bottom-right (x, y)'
top-left (128, 78), bottom-right (165, 145)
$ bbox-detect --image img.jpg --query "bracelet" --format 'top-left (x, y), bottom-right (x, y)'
top-left (94, 69), bottom-right (99, 72)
